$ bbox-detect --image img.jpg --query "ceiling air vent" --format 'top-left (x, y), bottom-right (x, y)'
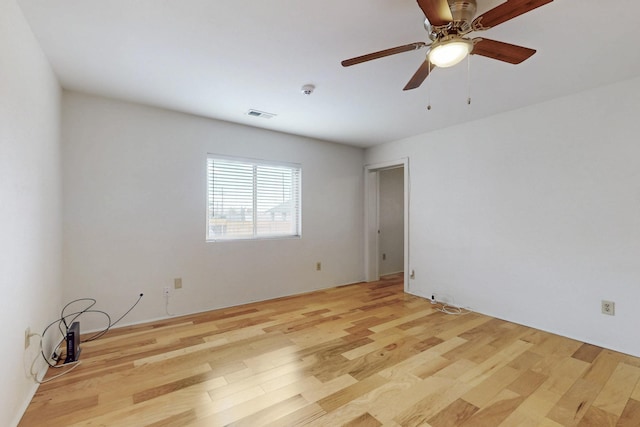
top-left (246, 109), bottom-right (277, 119)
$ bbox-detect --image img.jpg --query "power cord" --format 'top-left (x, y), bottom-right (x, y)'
top-left (434, 302), bottom-right (473, 315)
top-left (30, 354), bottom-right (81, 384)
top-left (32, 293), bottom-right (143, 383)
top-left (430, 293), bottom-right (473, 316)
top-left (165, 293), bottom-right (174, 317)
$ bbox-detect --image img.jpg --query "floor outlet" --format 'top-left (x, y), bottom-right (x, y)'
top-left (601, 300), bottom-right (615, 316)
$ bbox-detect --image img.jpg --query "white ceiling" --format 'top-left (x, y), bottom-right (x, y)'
top-left (17, 0), bottom-right (640, 147)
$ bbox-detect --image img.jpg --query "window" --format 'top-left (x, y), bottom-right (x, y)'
top-left (206, 155), bottom-right (301, 241)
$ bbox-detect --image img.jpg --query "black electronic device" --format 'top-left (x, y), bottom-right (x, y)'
top-left (64, 321), bottom-right (81, 364)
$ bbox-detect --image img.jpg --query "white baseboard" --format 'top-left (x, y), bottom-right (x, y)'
top-left (11, 381), bottom-right (40, 427)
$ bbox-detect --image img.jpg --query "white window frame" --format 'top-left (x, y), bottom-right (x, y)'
top-left (206, 154), bottom-right (302, 241)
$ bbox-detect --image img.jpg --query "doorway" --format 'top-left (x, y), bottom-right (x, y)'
top-left (364, 158), bottom-right (410, 291)
top-left (378, 167), bottom-right (404, 276)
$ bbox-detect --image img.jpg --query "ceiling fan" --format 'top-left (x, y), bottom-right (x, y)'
top-left (341, 0), bottom-right (553, 91)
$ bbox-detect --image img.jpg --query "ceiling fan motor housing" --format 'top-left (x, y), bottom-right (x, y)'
top-left (427, 0), bottom-right (477, 38)
top-left (448, 0), bottom-right (477, 23)
top-left (448, 0), bottom-right (477, 33)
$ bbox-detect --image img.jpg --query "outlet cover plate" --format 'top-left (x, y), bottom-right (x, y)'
top-left (601, 300), bottom-right (615, 315)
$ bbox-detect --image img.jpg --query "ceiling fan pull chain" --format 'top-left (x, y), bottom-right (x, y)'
top-left (427, 58), bottom-right (432, 111)
top-left (467, 53), bottom-right (471, 105)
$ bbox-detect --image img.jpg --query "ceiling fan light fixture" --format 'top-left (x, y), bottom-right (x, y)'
top-left (428, 38), bottom-right (473, 68)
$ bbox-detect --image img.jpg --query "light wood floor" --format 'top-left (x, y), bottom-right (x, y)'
top-left (20, 273), bottom-right (640, 426)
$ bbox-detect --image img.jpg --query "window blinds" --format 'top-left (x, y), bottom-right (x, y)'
top-left (207, 156), bottom-right (301, 240)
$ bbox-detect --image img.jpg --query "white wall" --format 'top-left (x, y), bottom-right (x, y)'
top-left (0, 1), bottom-right (62, 426)
top-left (62, 92), bottom-right (364, 330)
top-left (378, 167), bottom-right (404, 275)
top-left (366, 75), bottom-right (640, 357)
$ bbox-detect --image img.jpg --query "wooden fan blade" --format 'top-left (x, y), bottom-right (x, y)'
top-left (341, 42), bottom-right (427, 67)
top-left (471, 38), bottom-right (536, 64)
top-left (403, 60), bottom-right (436, 91)
top-left (416, 0), bottom-right (453, 26)
top-left (472, 0), bottom-right (553, 30)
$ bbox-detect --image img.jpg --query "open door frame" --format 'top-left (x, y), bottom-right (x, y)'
top-left (364, 158), bottom-right (410, 292)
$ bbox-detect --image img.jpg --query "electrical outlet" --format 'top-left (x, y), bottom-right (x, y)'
top-left (163, 286), bottom-right (170, 297)
top-left (174, 278), bottom-right (182, 289)
top-left (316, 262), bottom-right (321, 271)
top-left (410, 270), bottom-right (415, 279)
top-left (24, 327), bottom-right (31, 349)
top-left (601, 300), bottom-right (615, 316)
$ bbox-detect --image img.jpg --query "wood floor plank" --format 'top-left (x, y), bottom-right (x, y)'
top-left (507, 350), bottom-right (544, 371)
top-left (462, 365), bottom-right (522, 408)
top-left (341, 330), bottom-right (405, 360)
top-left (457, 339), bottom-right (532, 387)
top-left (571, 343), bottom-right (603, 364)
top-left (546, 378), bottom-right (601, 426)
top-left (427, 398), bottom-right (479, 427)
top-left (263, 402), bottom-right (326, 427)
top-left (631, 376), bottom-right (640, 401)
top-left (579, 350), bottom-right (620, 386)
top-left (502, 386), bottom-right (561, 426)
top-left (460, 389), bottom-right (524, 427)
top-left (300, 374), bottom-right (358, 403)
top-left (544, 356), bottom-right (590, 397)
top-left (411, 354), bottom-right (454, 380)
top-left (591, 362), bottom-right (640, 417)
top-left (226, 394), bottom-right (310, 427)
top-left (199, 376), bottom-right (320, 426)
top-left (342, 412), bottom-right (383, 427)
top-left (317, 374), bottom-right (388, 412)
top-left (303, 374), bottom-right (422, 427)
top-left (18, 273), bottom-right (640, 427)
top-left (435, 314), bottom-right (493, 342)
top-left (507, 369), bottom-right (547, 397)
top-left (369, 308), bottom-right (436, 333)
top-left (576, 405), bottom-right (618, 426)
top-left (617, 398), bottom-right (640, 427)
top-left (537, 418), bottom-right (567, 427)
top-left (391, 377), bottom-right (472, 426)
top-left (69, 382), bottom-right (215, 427)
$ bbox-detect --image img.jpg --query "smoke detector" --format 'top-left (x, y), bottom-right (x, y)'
top-left (301, 84), bottom-right (315, 95)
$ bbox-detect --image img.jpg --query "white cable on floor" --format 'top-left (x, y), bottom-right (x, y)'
top-left (165, 294), bottom-right (175, 316)
top-left (430, 294), bottom-right (473, 315)
top-left (29, 334), bottom-right (82, 384)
